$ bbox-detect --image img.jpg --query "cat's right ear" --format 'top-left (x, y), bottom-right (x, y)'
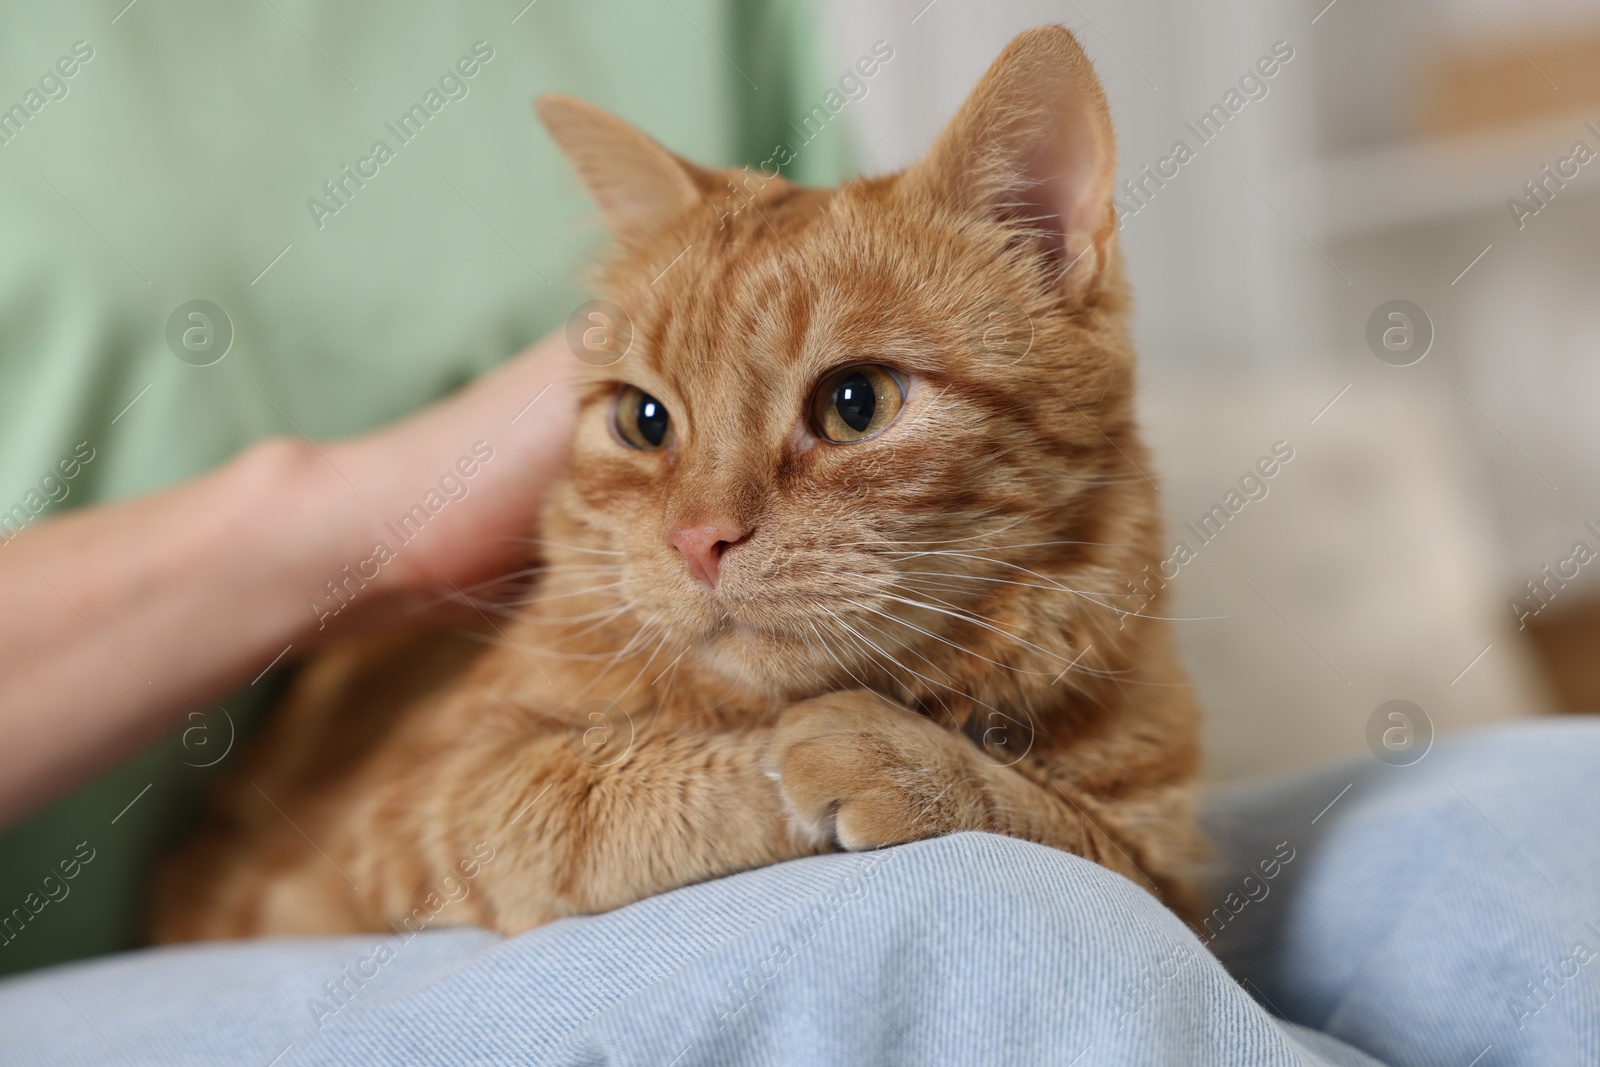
top-left (902, 26), bottom-right (1118, 301)
top-left (536, 94), bottom-right (713, 234)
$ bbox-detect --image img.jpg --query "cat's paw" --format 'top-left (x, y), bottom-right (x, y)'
top-left (765, 690), bottom-right (991, 851)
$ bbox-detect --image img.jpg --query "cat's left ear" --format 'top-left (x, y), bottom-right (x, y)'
top-left (536, 94), bottom-right (716, 236)
top-left (903, 26), bottom-right (1118, 301)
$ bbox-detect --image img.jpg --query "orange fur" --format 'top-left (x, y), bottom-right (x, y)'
top-left (151, 26), bottom-right (1205, 944)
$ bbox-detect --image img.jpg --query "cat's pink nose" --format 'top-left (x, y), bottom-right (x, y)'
top-left (666, 522), bottom-right (747, 589)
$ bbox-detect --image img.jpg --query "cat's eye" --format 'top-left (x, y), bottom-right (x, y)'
top-left (614, 385), bottom-right (671, 450)
top-left (811, 364), bottom-right (905, 443)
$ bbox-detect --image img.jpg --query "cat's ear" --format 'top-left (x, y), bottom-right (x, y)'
top-left (904, 26), bottom-right (1117, 299)
top-left (536, 94), bottom-right (714, 234)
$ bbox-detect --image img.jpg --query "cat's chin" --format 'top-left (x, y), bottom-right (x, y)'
top-left (705, 617), bottom-right (784, 654)
top-left (690, 617), bottom-right (825, 695)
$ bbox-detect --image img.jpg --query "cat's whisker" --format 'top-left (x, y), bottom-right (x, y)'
top-left (849, 614), bottom-right (1005, 724)
top-left (899, 597), bottom-right (1129, 681)
top-left (828, 610), bottom-right (941, 694)
top-left (844, 594), bottom-right (1052, 678)
top-left (872, 589), bottom-right (1092, 671)
top-left (1053, 471), bottom-right (1155, 487)
top-left (419, 567), bottom-right (623, 618)
top-left (498, 565), bottom-right (624, 584)
top-left (563, 618), bottom-right (657, 705)
top-left (612, 626), bottom-right (674, 698)
top-left (649, 644), bottom-right (692, 688)
top-left (883, 556), bottom-right (1076, 589)
top-left (888, 550), bottom-right (1110, 606)
top-left (893, 569), bottom-right (1225, 626)
top-left (832, 515), bottom-right (1033, 551)
top-left (516, 597), bottom-right (638, 625)
top-left (850, 623), bottom-right (984, 731)
top-left (880, 536), bottom-right (1129, 555)
top-left (508, 580), bottom-right (628, 608)
top-left (893, 573), bottom-right (1214, 629)
top-left (590, 615), bottom-right (658, 687)
top-left (908, 566), bottom-right (1216, 627)
top-left (450, 627), bottom-right (608, 666)
top-left (849, 611), bottom-right (957, 684)
top-left (896, 571), bottom-right (1151, 610)
top-left (459, 561), bottom-right (618, 588)
top-left (513, 569), bottom-right (623, 589)
top-left (826, 615), bottom-right (896, 683)
top-left (448, 592), bottom-right (649, 662)
top-left (559, 609), bottom-right (641, 645)
top-left (514, 537), bottom-right (626, 556)
top-left (540, 598), bottom-right (644, 645)
top-left (460, 601), bottom-right (529, 622)
top-left (408, 583), bottom-right (561, 622)
top-left (807, 618), bottom-right (879, 695)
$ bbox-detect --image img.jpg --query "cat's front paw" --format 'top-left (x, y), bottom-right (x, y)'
top-left (765, 690), bottom-right (992, 851)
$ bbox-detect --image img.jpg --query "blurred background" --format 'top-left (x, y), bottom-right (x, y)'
top-left (819, 0), bottom-right (1600, 781)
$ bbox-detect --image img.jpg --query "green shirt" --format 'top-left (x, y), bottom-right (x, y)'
top-left (0, 0), bottom-right (848, 976)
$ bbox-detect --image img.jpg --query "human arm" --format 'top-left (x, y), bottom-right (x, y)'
top-left (0, 333), bottom-right (575, 827)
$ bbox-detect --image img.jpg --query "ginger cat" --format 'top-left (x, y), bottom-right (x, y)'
top-left (151, 26), bottom-right (1203, 943)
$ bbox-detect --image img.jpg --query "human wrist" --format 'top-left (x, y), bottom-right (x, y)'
top-left (221, 435), bottom-right (380, 640)
top-left (299, 428), bottom-right (489, 634)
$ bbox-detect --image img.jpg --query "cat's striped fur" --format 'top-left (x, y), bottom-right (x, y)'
top-left (151, 26), bottom-right (1204, 942)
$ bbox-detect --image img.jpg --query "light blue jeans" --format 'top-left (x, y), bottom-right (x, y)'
top-left (3, 720), bottom-right (1596, 1066)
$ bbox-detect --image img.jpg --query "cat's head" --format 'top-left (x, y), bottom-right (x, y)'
top-left (535, 27), bottom-right (1159, 707)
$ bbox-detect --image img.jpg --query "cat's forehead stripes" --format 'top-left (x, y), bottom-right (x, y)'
top-left (632, 251), bottom-right (811, 435)
top-left (596, 193), bottom-right (851, 445)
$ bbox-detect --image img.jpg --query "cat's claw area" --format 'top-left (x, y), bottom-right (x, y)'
top-left (765, 690), bottom-right (991, 852)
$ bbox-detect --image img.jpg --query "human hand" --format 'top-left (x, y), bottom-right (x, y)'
top-left (304, 329), bottom-right (578, 639)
